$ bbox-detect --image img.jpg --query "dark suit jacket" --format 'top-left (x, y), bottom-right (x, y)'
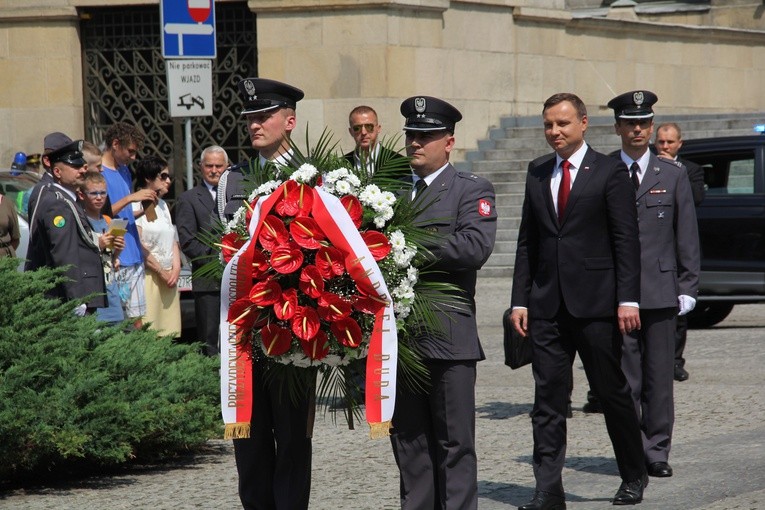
top-left (25, 186), bottom-right (106, 308)
top-left (678, 156), bottom-right (705, 206)
top-left (411, 164), bottom-right (497, 361)
top-left (511, 146), bottom-right (641, 319)
top-left (175, 183), bottom-right (221, 293)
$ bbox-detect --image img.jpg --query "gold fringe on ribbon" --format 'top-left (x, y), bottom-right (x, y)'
top-left (224, 422), bottom-right (251, 440)
top-left (368, 420), bottom-right (392, 439)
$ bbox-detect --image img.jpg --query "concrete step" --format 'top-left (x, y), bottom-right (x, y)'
top-left (478, 265), bottom-right (513, 279)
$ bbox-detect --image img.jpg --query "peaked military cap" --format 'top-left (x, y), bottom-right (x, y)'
top-left (607, 90), bottom-right (658, 120)
top-left (47, 140), bottom-right (86, 167)
top-left (400, 96), bottom-right (462, 132)
top-left (237, 77), bottom-right (304, 116)
top-left (43, 132), bottom-right (73, 152)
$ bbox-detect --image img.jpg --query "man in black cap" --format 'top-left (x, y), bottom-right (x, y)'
top-left (25, 140), bottom-right (106, 314)
top-left (218, 77), bottom-right (314, 510)
top-left (389, 95), bottom-right (497, 510)
top-left (609, 90), bottom-right (700, 480)
top-left (28, 132), bottom-right (74, 230)
top-left (511, 92), bottom-right (647, 509)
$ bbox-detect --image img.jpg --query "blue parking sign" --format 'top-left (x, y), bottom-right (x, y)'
top-left (161, 0), bottom-right (217, 59)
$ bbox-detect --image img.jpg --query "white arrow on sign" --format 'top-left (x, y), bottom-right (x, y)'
top-left (164, 0), bottom-right (213, 56)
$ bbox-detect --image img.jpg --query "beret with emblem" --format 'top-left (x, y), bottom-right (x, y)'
top-left (237, 77), bottom-right (304, 116)
top-left (400, 96), bottom-right (462, 132)
top-left (607, 90), bottom-right (658, 120)
top-left (47, 140), bottom-right (86, 167)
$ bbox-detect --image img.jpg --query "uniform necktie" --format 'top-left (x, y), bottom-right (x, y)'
top-left (630, 161), bottom-right (640, 190)
top-left (413, 178), bottom-right (427, 199)
top-left (557, 160), bottom-right (571, 222)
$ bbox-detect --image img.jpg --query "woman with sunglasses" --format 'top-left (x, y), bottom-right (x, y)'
top-left (133, 155), bottom-right (182, 338)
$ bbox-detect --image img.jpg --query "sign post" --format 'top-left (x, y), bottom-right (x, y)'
top-left (161, 0), bottom-right (216, 190)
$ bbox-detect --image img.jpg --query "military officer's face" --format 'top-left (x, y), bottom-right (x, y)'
top-left (246, 108), bottom-right (296, 155)
top-left (543, 100), bottom-right (588, 160)
top-left (349, 112), bottom-right (381, 152)
top-left (615, 118), bottom-right (654, 151)
top-left (405, 130), bottom-right (454, 177)
top-left (201, 151), bottom-right (226, 187)
top-left (654, 126), bottom-right (683, 159)
top-left (53, 161), bottom-right (87, 190)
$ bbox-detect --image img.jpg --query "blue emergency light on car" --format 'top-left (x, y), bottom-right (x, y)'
top-left (754, 124), bottom-right (765, 134)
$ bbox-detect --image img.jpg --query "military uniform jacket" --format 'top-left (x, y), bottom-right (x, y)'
top-left (25, 185), bottom-right (106, 309)
top-left (176, 183), bottom-right (221, 293)
top-left (633, 154), bottom-right (700, 309)
top-left (411, 164), bottom-right (497, 361)
top-left (511, 147), bottom-right (642, 319)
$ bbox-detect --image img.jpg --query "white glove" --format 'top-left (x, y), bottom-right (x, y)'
top-left (677, 295), bottom-right (696, 316)
top-left (74, 303), bottom-right (88, 317)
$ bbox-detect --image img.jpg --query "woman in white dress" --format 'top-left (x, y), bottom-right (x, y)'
top-left (133, 155), bottom-right (182, 337)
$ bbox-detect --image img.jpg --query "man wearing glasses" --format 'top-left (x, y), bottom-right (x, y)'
top-left (344, 105), bottom-right (409, 178)
top-left (25, 140), bottom-right (106, 315)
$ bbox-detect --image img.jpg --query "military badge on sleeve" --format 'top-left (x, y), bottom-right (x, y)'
top-left (478, 199), bottom-right (492, 217)
top-left (53, 215), bottom-right (66, 228)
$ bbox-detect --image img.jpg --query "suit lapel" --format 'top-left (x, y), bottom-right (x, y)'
top-left (636, 154), bottom-right (662, 198)
top-left (195, 184), bottom-right (215, 210)
top-left (558, 149), bottom-right (596, 226)
top-left (540, 159), bottom-right (558, 226)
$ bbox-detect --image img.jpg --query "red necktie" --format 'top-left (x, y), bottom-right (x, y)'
top-left (557, 160), bottom-right (571, 222)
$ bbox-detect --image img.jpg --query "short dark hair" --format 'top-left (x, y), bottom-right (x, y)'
top-left (134, 155), bottom-right (168, 188)
top-left (543, 93), bottom-right (588, 119)
top-left (103, 122), bottom-right (145, 151)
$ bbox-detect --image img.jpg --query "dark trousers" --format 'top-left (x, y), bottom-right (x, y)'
top-left (390, 360), bottom-right (478, 510)
top-left (674, 314), bottom-right (688, 367)
top-left (233, 362), bottom-right (314, 510)
top-left (529, 306), bottom-right (645, 496)
top-left (194, 291), bottom-right (220, 356)
top-left (621, 308), bottom-right (676, 464)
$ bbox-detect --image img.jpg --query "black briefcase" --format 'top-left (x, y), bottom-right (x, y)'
top-left (503, 308), bottom-right (533, 369)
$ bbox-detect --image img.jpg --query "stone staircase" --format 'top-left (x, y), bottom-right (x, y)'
top-left (456, 113), bottom-right (765, 278)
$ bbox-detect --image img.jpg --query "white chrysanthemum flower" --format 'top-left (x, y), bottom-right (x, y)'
top-left (290, 354), bottom-right (313, 368)
top-left (393, 247), bottom-right (416, 268)
top-left (359, 184), bottom-right (382, 206)
top-left (323, 354), bottom-right (343, 367)
top-left (346, 174), bottom-right (361, 187)
top-left (407, 266), bottom-right (419, 283)
top-left (290, 163), bottom-right (319, 183)
top-left (252, 180), bottom-right (282, 199)
top-left (335, 180), bottom-right (352, 195)
top-left (326, 168), bottom-right (350, 181)
top-left (389, 230), bottom-right (406, 251)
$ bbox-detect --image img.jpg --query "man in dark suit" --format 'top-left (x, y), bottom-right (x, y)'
top-left (344, 105), bottom-right (410, 180)
top-left (175, 145), bottom-right (227, 356)
top-left (389, 96), bottom-right (497, 510)
top-left (25, 140), bottom-right (106, 314)
top-left (510, 92), bottom-right (647, 509)
top-left (220, 77), bottom-right (314, 510)
top-left (654, 122), bottom-right (705, 382)
top-left (609, 91), bottom-right (700, 480)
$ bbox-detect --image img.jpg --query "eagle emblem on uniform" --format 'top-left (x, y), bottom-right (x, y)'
top-left (478, 199), bottom-right (491, 217)
top-left (415, 97), bottom-right (426, 113)
top-left (244, 79), bottom-right (257, 99)
top-left (633, 91), bottom-right (644, 106)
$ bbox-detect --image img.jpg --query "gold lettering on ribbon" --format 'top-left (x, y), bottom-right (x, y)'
top-left (373, 353), bottom-right (391, 361)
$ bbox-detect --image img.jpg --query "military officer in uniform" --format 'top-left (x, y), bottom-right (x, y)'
top-left (389, 96), bottom-right (497, 510)
top-left (25, 140), bottom-right (106, 313)
top-left (220, 77), bottom-right (315, 510)
top-left (609, 90), bottom-right (700, 479)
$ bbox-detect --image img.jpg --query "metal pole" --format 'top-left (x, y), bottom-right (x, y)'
top-left (185, 117), bottom-right (193, 190)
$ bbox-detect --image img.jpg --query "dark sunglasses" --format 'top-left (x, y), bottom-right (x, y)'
top-left (352, 123), bottom-right (376, 133)
top-left (159, 172), bottom-right (173, 181)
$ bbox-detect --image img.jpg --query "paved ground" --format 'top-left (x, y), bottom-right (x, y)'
top-left (2, 277), bottom-right (764, 509)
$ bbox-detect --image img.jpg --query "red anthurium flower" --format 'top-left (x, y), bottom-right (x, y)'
top-left (249, 279), bottom-right (282, 306)
top-left (352, 293), bottom-right (388, 315)
top-left (244, 199), bottom-right (258, 226)
top-left (331, 317), bottom-right (363, 348)
top-left (228, 297), bottom-right (258, 330)
top-left (251, 248), bottom-right (269, 280)
top-left (300, 329), bottom-right (330, 360)
top-left (258, 214), bottom-right (290, 252)
top-left (361, 230), bottom-right (392, 261)
top-left (291, 306), bottom-right (321, 341)
top-left (317, 292), bottom-right (352, 321)
top-left (270, 242), bottom-right (305, 274)
top-left (260, 324), bottom-right (292, 356)
top-left (273, 180), bottom-right (297, 217)
top-left (274, 288), bottom-right (298, 320)
top-left (315, 245), bottom-right (345, 279)
top-left (340, 195), bottom-right (363, 229)
top-left (290, 216), bottom-right (326, 250)
top-left (219, 232), bottom-right (246, 264)
top-left (275, 181), bottom-right (314, 217)
top-left (299, 265), bottom-right (325, 298)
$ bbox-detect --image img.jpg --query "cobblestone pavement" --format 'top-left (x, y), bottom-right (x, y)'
top-left (2, 277), bottom-right (764, 509)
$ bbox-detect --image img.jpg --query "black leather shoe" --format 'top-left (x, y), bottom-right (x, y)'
top-left (647, 461), bottom-right (673, 477)
top-left (582, 400), bottom-right (603, 413)
top-left (612, 474), bottom-right (648, 505)
top-left (674, 365), bottom-right (689, 382)
top-left (518, 490), bottom-right (566, 510)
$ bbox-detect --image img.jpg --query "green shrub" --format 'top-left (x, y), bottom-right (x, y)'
top-left (0, 258), bottom-right (221, 481)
